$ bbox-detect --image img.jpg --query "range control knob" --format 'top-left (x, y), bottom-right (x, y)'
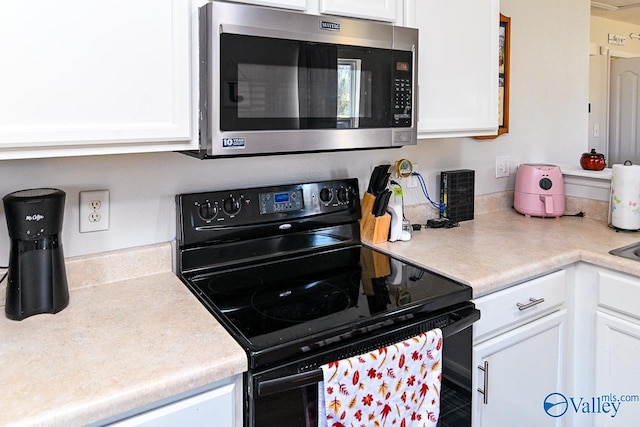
top-left (337, 187), bottom-right (350, 204)
top-left (319, 188), bottom-right (333, 204)
top-left (539, 178), bottom-right (553, 191)
top-left (223, 196), bottom-right (242, 216)
top-left (198, 201), bottom-right (217, 221)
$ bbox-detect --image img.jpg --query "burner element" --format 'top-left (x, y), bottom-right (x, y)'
top-left (251, 280), bottom-right (352, 323)
top-left (207, 272), bottom-right (264, 295)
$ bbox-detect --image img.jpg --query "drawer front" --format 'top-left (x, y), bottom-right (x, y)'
top-left (473, 270), bottom-right (567, 342)
top-left (597, 269), bottom-right (640, 320)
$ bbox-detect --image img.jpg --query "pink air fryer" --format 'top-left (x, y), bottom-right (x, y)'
top-left (514, 164), bottom-right (565, 217)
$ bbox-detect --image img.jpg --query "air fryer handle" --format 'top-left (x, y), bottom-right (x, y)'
top-left (540, 195), bottom-right (554, 214)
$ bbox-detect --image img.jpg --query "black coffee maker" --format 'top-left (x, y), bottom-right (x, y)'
top-left (3, 188), bottom-right (69, 320)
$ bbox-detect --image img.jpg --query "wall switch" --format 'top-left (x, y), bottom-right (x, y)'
top-left (80, 190), bottom-right (109, 233)
top-left (495, 156), bottom-right (510, 178)
top-left (593, 124), bottom-right (600, 138)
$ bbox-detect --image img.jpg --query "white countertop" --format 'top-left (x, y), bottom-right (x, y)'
top-left (371, 209), bottom-right (640, 297)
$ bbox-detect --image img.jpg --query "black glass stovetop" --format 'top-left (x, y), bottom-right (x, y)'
top-left (184, 245), bottom-right (471, 366)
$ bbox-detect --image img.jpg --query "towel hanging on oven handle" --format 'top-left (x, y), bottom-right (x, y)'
top-left (257, 304), bottom-right (480, 397)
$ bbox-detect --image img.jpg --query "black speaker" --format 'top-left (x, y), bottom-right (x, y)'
top-left (440, 170), bottom-right (475, 223)
top-left (3, 188), bottom-right (69, 320)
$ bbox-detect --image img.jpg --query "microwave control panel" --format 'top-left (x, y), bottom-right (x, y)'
top-left (392, 50), bottom-right (414, 127)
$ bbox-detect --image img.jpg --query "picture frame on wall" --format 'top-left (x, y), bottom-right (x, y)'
top-left (477, 13), bottom-right (510, 140)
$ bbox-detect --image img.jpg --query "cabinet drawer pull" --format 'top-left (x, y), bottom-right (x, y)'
top-left (477, 361), bottom-right (489, 404)
top-left (516, 297), bottom-right (545, 311)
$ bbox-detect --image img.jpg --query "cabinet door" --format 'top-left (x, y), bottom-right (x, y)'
top-left (0, 0), bottom-right (193, 158)
top-left (473, 310), bottom-right (567, 427)
top-left (110, 381), bottom-right (238, 427)
top-left (320, 0), bottom-right (398, 22)
top-left (223, 0), bottom-right (307, 11)
top-left (404, 0), bottom-right (499, 138)
top-left (594, 311), bottom-right (640, 427)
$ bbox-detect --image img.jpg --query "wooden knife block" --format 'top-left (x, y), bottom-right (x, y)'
top-left (360, 193), bottom-right (391, 244)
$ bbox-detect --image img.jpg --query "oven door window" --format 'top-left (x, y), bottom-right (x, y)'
top-left (254, 381), bottom-right (320, 427)
top-left (220, 34), bottom-right (392, 131)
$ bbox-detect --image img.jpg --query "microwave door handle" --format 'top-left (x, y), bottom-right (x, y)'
top-left (257, 369), bottom-right (324, 397)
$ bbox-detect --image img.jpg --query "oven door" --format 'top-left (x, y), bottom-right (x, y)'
top-left (246, 303), bottom-right (479, 427)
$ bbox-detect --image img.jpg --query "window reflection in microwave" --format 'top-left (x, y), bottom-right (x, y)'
top-left (226, 62), bottom-right (371, 128)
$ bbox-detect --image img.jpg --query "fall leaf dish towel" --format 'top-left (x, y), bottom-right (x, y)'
top-left (318, 328), bottom-right (443, 427)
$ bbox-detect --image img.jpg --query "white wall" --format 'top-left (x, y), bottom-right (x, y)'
top-left (0, 0), bottom-right (591, 264)
top-left (589, 16), bottom-right (640, 158)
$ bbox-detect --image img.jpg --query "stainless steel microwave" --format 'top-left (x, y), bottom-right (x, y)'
top-left (189, 1), bottom-right (418, 159)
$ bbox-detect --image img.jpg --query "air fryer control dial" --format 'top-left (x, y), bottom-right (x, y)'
top-left (539, 178), bottom-right (553, 191)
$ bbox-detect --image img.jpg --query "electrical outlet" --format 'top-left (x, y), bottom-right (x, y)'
top-left (495, 156), bottom-right (510, 178)
top-left (406, 162), bottom-right (419, 188)
top-left (80, 190), bottom-right (109, 233)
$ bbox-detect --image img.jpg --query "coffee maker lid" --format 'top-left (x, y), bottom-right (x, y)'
top-left (6, 188), bottom-right (63, 199)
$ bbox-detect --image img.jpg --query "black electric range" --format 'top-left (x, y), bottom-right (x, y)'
top-left (176, 178), bottom-right (479, 427)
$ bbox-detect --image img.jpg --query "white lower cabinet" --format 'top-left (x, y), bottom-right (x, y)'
top-left (591, 267), bottom-right (640, 427)
top-left (473, 310), bottom-right (567, 427)
top-left (472, 270), bottom-right (569, 427)
top-left (106, 375), bottom-right (241, 427)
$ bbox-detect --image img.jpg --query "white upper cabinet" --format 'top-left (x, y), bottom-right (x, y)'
top-left (0, 0), bottom-right (194, 159)
top-left (222, 0), bottom-right (400, 22)
top-left (405, 0), bottom-right (499, 138)
top-left (223, 0), bottom-right (307, 11)
top-left (320, 0), bottom-right (399, 22)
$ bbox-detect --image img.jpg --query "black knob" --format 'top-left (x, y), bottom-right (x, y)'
top-left (198, 202), bottom-right (217, 221)
top-left (223, 196), bottom-right (242, 216)
top-left (337, 187), bottom-right (349, 204)
top-left (539, 178), bottom-right (553, 191)
top-left (319, 188), bottom-right (333, 203)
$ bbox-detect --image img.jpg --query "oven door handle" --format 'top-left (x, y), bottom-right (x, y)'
top-left (257, 305), bottom-right (480, 397)
top-left (442, 305), bottom-right (480, 337)
top-left (257, 370), bottom-right (324, 397)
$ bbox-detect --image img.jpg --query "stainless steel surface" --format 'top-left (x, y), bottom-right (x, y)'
top-left (196, 1), bottom-right (418, 158)
top-left (516, 297), bottom-right (545, 311)
top-left (609, 241), bottom-right (640, 261)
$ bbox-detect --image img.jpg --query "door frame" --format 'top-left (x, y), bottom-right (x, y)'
top-left (603, 46), bottom-right (640, 160)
